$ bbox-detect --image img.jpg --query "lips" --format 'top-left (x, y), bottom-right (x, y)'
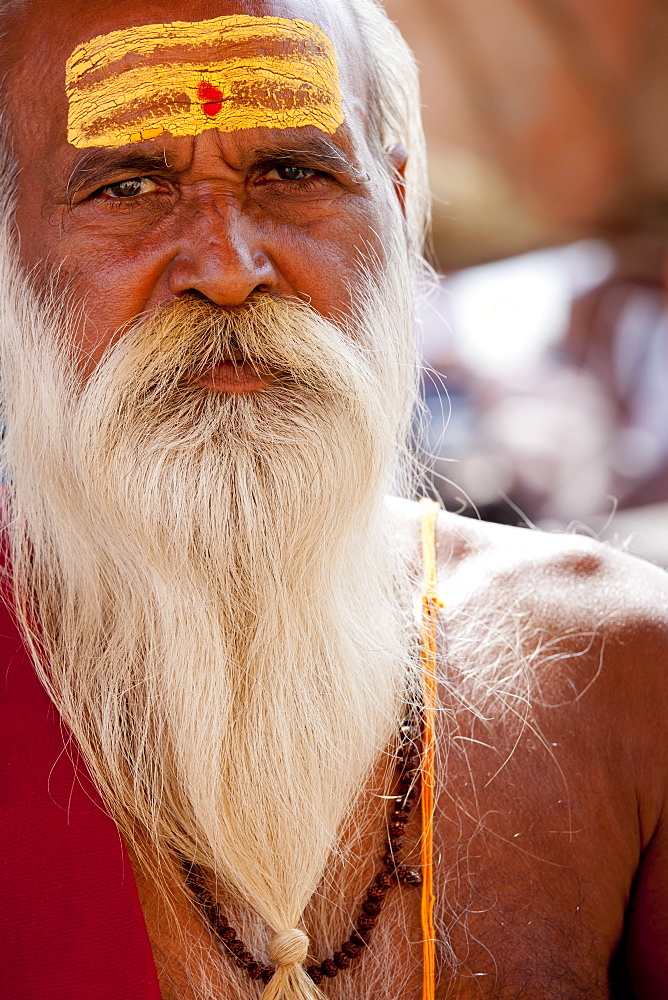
top-left (193, 359), bottom-right (275, 393)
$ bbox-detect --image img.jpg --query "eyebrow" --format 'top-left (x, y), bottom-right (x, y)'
top-left (65, 133), bottom-right (369, 200)
top-left (66, 148), bottom-right (171, 200)
top-left (246, 136), bottom-right (370, 183)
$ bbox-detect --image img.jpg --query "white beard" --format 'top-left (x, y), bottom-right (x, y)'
top-left (0, 224), bottom-right (421, 997)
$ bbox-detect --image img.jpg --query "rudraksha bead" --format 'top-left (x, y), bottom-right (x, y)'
top-left (187, 868), bottom-right (208, 887)
top-left (247, 963), bottom-right (263, 980)
top-left (381, 851), bottom-right (396, 869)
top-left (392, 808), bottom-right (410, 822)
top-left (375, 872), bottom-right (393, 888)
top-left (321, 959), bottom-right (339, 978)
top-left (367, 885), bottom-right (387, 901)
top-left (357, 913), bottom-right (377, 930)
top-left (261, 968), bottom-right (275, 985)
top-left (342, 941), bottom-right (361, 958)
top-left (362, 899), bottom-right (382, 916)
top-left (235, 950), bottom-right (255, 968)
top-left (351, 929), bottom-right (370, 947)
top-left (307, 966), bottom-right (324, 984)
top-left (333, 951), bottom-right (351, 970)
top-left (219, 927), bottom-right (236, 943)
top-left (228, 940), bottom-right (245, 956)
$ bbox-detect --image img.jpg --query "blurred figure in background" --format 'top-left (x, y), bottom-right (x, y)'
top-left (389, 0), bottom-right (668, 562)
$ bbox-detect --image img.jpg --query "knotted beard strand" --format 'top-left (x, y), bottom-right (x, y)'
top-left (0, 248), bottom-right (421, 996)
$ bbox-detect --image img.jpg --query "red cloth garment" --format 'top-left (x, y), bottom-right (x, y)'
top-left (0, 593), bottom-right (161, 999)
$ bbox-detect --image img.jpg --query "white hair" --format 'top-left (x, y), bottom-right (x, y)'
top-left (346, 0), bottom-right (431, 261)
top-left (0, 5), bottom-right (433, 999)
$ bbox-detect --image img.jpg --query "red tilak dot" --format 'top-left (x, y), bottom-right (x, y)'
top-left (198, 80), bottom-right (224, 117)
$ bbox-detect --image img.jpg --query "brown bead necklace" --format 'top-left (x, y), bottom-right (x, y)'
top-left (184, 716), bottom-right (423, 987)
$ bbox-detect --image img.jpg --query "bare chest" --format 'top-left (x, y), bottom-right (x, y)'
top-left (136, 687), bottom-right (638, 999)
top-left (136, 807), bottom-right (627, 1000)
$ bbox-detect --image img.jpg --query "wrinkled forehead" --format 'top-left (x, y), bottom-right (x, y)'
top-left (3, 0), bottom-right (369, 163)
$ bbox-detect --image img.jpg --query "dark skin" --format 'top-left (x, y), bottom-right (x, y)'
top-left (4, 1), bottom-right (668, 997)
top-left (5, 0), bottom-right (401, 379)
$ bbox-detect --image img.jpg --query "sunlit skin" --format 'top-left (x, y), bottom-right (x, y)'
top-left (3, 2), bottom-right (668, 999)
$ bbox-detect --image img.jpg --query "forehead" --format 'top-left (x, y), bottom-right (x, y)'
top-left (4, 0), bottom-right (368, 172)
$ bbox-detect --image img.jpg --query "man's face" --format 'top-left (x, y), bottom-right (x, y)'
top-left (4, 0), bottom-right (403, 377)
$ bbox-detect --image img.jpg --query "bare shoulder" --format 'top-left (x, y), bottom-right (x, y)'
top-left (436, 505), bottom-right (668, 634)
top-left (391, 495), bottom-right (668, 651)
top-left (431, 508), bottom-right (668, 776)
top-left (391, 500), bottom-right (668, 995)
top-left (390, 497), bottom-right (668, 772)
top-left (433, 506), bottom-right (667, 679)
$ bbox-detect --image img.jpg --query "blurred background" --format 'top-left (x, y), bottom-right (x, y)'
top-left (385, 0), bottom-right (668, 566)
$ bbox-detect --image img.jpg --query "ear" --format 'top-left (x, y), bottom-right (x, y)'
top-left (387, 144), bottom-right (408, 217)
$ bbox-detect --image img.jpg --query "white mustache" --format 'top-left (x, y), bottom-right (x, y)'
top-left (112, 294), bottom-right (354, 378)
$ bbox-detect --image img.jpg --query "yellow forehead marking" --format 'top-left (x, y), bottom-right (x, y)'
top-left (65, 15), bottom-right (345, 149)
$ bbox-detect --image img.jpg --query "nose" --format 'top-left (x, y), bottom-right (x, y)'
top-left (167, 198), bottom-right (278, 306)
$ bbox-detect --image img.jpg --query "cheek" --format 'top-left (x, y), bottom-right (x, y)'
top-left (11, 206), bottom-right (131, 374)
top-left (71, 261), bottom-right (168, 375)
top-left (270, 198), bottom-right (393, 318)
top-left (27, 248), bottom-right (159, 378)
top-left (13, 187), bottom-right (170, 370)
top-left (37, 224), bottom-right (179, 370)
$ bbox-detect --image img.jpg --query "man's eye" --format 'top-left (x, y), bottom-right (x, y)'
top-left (263, 166), bottom-right (317, 183)
top-left (101, 177), bottom-right (159, 199)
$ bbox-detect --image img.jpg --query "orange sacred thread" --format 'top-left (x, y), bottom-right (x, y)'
top-left (419, 497), bottom-right (442, 1000)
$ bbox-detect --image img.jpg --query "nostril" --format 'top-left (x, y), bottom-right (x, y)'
top-left (167, 238), bottom-right (278, 306)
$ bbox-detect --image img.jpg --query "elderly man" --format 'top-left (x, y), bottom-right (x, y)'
top-left (0, 1), bottom-right (666, 999)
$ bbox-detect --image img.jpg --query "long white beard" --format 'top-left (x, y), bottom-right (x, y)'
top-left (0, 228), bottom-right (421, 997)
